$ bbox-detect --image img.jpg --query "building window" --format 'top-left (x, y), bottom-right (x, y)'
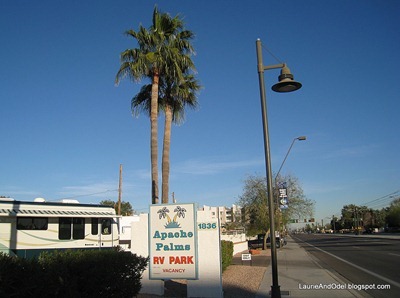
top-left (73, 218), bottom-right (85, 239)
top-left (17, 217), bottom-right (48, 230)
top-left (59, 218), bottom-right (86, 240)
top-left (101, 219), bottom-right (112, 235)
top-left (59, 218), bottom-right (72, 240)
top-left (91, 218), bottom-right (99, 235)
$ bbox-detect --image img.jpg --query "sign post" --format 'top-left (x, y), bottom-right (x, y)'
top-left (241, 253), bottom-right (252, 266)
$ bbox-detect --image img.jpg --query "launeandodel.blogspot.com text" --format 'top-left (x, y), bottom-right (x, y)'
top-left (298, 283), bottom-right (391, 291)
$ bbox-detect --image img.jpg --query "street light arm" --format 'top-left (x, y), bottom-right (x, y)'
top-left (264, 63), bottom-right (285, 71)
top-left (275, 138), bottom-right (297, 180)
top-left (275, 136), bottom-right (306, 180)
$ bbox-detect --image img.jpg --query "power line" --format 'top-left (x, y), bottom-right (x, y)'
top-left (57, 189), bottom-right (118, 201)
top-left (361, 190), bottom-right (400, 209)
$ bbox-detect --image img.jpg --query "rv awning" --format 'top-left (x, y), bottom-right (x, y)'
top-left (0, 208), bottom-right (116, 218)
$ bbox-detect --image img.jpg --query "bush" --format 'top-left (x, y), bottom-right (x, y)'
top-left (0, 252), bottom-right (43, 297)
top-left (0, 249), bottom-right (148, 297)
top-left (221, 240), bottom-right (233, 272)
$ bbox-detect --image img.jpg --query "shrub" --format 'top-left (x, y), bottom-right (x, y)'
top-left (221, 240), bottom-right (234, 272)
top-left (0, 252), bottom-right (44, 297)
top-left (0, 249), bottom-right (148, 297)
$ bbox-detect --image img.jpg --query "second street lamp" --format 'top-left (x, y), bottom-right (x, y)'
top-left (256, 38), bottom-right (302, 298)
top-left (275, 136), bottom-right (307, 180)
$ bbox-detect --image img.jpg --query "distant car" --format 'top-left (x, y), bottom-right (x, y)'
top-left (248, 233), bottom-right (265, 249)
top-left (248, 232), bottom-right (286, 249)
top-left (267, 233), bottom-right (285, 248)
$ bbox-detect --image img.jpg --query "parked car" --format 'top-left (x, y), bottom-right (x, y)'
top-left (266, 233), bottom-right (285, 248)
top-left (248, 232), bottom-right (286, 249)
top-left (248, 233), bottom-right (265, 249)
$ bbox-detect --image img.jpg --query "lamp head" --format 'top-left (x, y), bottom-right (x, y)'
top-left (272, 64), bottom-right (302, 93)
top-left (297, 136), bottom-right (306, 141)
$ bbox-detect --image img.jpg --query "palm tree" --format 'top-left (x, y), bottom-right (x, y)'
top-left (132, 73), bottom-right (201, 204)
top-left (161, 74), bottom-right (201, 203)
top-left (115, 7), bottom-right (195, 204)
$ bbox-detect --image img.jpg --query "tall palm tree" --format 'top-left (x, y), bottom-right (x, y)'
top-left (115, 7), bottom-right (195, 204)
top-left (161, 74), bottom-right (201, 203)
top-left (131, 73), bottom-right (201, 204)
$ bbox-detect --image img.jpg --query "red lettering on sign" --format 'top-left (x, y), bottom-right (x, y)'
top-left (169, 256), bottom-right (194, 264)
top-left (153, 256), bottom-right (165, 264)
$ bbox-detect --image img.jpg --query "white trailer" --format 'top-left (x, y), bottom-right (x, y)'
top-left (0, 198), bottom-right (119, 258)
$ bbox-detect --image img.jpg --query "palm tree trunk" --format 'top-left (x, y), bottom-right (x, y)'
top-left (151, 72), bottom-right (159, 204)
top-left (162, 104), bottom-right (172, 204)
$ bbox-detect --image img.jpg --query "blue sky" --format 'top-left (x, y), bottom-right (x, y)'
top-left (1, 0), bottom-right (399, 224)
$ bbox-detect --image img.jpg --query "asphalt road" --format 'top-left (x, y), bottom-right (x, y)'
top-left (291, 233), bottom-right (400, 298)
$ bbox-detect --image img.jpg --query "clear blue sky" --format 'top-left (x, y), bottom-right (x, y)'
top-left (1, 0), bottom-right (399, 223)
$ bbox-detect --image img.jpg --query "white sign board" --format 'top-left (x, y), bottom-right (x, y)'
top-left (241, 253), bottom-right (252, 261)
top-left (149, 203), bottom-right (198, 280)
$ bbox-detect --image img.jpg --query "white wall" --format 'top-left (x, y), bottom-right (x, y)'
top-left (130, 213), bottom-right (164, 296)
top-left (187, 210), bottom-right (223, 298)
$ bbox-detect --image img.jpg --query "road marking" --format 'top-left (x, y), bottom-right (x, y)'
top-left (388, 253), bottom-right (400, 257)
top-left (294, 236), bottom-right (400, 289)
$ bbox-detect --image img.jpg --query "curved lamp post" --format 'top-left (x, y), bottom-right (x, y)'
top-left (256, 38), bottom-right (302, 298)
top-left (275, 136), bottom-right (307, 180)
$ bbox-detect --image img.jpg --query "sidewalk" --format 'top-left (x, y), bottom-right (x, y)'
top-left (256, 236), bottom-right (365, 298)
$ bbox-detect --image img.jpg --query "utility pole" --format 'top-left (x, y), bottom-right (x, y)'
top-left (118, 164), bottom-right (122, 216)
top-left (172, 192), bottom-right (176, 204)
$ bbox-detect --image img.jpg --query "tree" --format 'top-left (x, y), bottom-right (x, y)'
top-left (238, 175), bottom-right (269, 236)
top-left (100, 200), bottom-right (134, 216)
top-left (115, 7), bottom-right (195, 204)
top-left (133, 73), bottom-right (201, 204)
top-left (275, 174), bottom-right (314, 226)
top-left (340, 204), bottom-right (368, 231)
top-left (238, 174), bottom-right (314, 236)
top-left (386, 198), bottom-right (400, 228)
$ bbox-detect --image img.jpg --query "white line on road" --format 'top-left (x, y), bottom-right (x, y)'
top-left (388, 253), bottom-right (400, 257)
top-left (294, 236), bottom-right (400, 289)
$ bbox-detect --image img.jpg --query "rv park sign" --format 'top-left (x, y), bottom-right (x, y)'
top-left (149, 203), bottom-right (198, 279)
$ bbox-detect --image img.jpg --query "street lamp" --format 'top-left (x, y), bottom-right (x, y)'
top-left (275, 136), bottom-right (306, 240)
top-left (275, 136), bottom-right (307, 180)
top-left (256, 38), bottom-right (302, 298)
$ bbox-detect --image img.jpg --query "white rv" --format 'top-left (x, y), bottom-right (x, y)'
top-left (0, 198), bottom-right (119, 258)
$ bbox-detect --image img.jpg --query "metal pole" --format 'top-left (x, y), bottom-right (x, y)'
top-left (276, 139), bottom-right (296, 180)
top-left (118, 164), bottom-right (122, 216)
top-left (256, 39), bottom-right (281, 298)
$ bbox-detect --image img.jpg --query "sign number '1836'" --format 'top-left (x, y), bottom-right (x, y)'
top-left (198, 222), bottom-right (217, 230)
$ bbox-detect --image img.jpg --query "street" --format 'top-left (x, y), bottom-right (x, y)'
top-left (291, 233), bottom-right (400, 298)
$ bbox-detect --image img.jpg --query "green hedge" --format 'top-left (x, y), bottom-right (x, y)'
top-left (221, 240), bottom-right (233, 272)
top-left (0, 248), bottom-right (148, 297)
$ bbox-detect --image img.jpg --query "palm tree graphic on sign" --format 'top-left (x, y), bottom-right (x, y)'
top-left (157, 206), bottom-right (187, 228)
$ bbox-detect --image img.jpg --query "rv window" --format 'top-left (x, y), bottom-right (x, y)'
top-left (59, 218), bottom-right (72, 240)
top-left (91, 218), bottom-right (99, 235)
top-left (73, 218), bottom-right (85, 239)
top-left (101, 219), bottom-right (112, 235)
top-left (17, 217), bottom-right (48, 230)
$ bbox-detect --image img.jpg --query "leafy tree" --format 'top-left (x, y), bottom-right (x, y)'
top-left (275, 174), bottom-right (314, 226)
top-left (238, 174), bottom-right (314, 236)
top-left (115, 6), bottom-right (195, 204)
top-left (340, 204), bottom-right (368, 230)
top-left (238, 175), bottom-right (269, 235)
top-left (386, 198), bottom-right (400, 228)
top-left (100, 200), bottom-right (134, 216)
top-left (363, 208), bottom-right (386, 230)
